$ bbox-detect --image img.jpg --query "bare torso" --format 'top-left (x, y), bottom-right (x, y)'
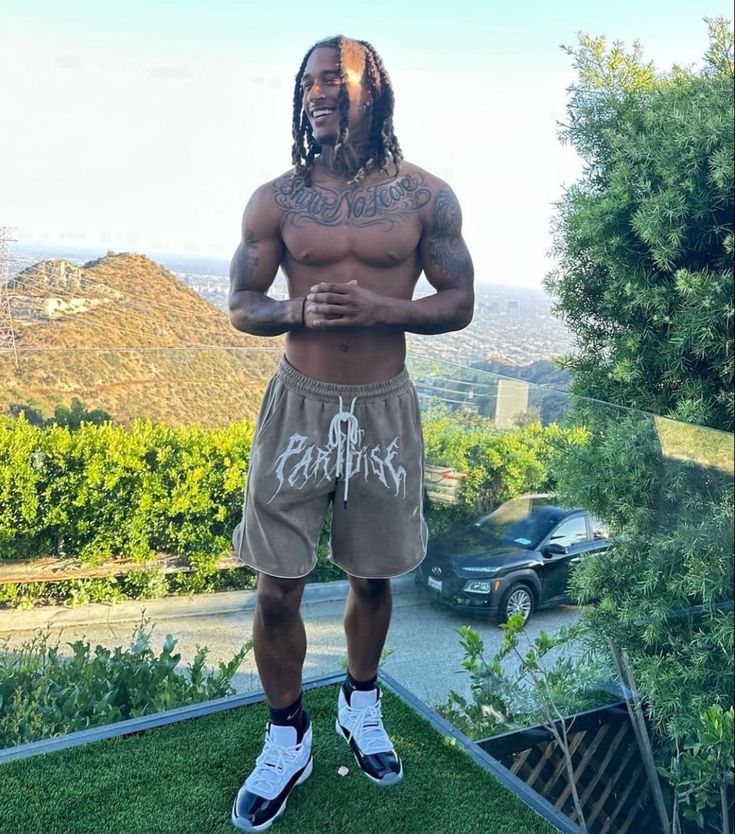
top-left (229, 159), bottom-right (473, 381)
top-left (276, 162), bottom-right (430, 383)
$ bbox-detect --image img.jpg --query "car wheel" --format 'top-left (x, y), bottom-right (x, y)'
top-left (497, 583), bottom-right (535, 625)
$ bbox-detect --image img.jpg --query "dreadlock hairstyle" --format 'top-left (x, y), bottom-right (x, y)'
top-left (291, 36), bottom-right (403, 185)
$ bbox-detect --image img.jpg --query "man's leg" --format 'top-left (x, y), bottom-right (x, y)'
top-left (343, 576), bottom-right (392, 680)
top-left (232, 572), bottom-right (312, 832)
top-left (253, 572), bottom-right (308, 708)
top-left (337, 575), bottom-right (402, 786)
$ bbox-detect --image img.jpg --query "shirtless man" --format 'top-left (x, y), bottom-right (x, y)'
top-left (228, 36), bottom-right (474, 832)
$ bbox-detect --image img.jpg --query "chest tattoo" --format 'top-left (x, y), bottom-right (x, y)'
top-left (273, 174), bottom-right (431, 230)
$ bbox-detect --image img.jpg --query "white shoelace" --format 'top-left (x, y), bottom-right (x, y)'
top-left (328, 396), bottom-right (360, 507)
top-left (344, 700), bottom-right (393, 755)
top-left (246, 732), bottom-right (306, 796)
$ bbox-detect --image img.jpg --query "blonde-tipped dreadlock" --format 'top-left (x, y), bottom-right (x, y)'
top-left (291, 36), bottom-right (403, 185)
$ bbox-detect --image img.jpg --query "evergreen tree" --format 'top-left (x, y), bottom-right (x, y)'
top-left (546, 18), bottom-right (734, 432)
top-left (548, 23), bottom-right (734, 831)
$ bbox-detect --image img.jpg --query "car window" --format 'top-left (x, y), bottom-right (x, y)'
top-left (589, 516), bottom-right (610, 540)
top-left (475, 509), bottom-right (558, 551)
top-left (548, 515), bottom-right (588, 548)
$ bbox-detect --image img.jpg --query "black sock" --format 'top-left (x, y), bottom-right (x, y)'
top-left (269, 692), bottom-right (307, 740)
top-left (343, 669), bottom-right (378, 704)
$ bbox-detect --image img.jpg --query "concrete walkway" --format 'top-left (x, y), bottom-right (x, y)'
top-left (0, 577), bottom-right (582, 710)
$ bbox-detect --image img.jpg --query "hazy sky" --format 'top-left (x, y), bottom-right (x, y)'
top-left (1, 0), bottom-right (728, 286)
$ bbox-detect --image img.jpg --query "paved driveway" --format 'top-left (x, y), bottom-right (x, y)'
top-left (1, 583), bottom-right (582, 710)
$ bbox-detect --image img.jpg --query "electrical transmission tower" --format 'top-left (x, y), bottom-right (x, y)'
top-left (0, 226), bottom-right (19, 370)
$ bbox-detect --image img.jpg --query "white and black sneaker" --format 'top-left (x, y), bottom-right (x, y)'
top-left (231, 717), bottom-right (313, 832)
top-left (336, 688), bottom-right (403, 786)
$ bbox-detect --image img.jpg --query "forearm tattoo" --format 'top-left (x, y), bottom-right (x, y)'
top-left (429, 188), bottom-right (472, 277)
top-left (273, 173), bottom-right (431, 230)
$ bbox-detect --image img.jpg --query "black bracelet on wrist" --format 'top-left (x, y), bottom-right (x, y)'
top-left (301, 296), bottom-right (307, 326)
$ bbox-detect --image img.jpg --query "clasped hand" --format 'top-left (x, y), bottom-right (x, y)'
top-left (304, 281), bottom-right (383, 328)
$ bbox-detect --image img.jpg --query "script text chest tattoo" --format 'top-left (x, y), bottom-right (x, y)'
top-left (273, 174), bottom-right (431, 230)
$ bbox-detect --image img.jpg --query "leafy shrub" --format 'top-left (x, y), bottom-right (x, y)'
top-left (436, 621), bottom-right (616, 740)
top-left (0, 618), bottom-right (250, 748)
top-left (659, 706), bottom-right (734, 833)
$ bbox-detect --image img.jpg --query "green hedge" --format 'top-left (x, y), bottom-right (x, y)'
top-left (0, 414), bottom-right (254, 563)
top-left (0, 412), bottom-right (582, 606)
top-left (422, 409), bottom-right (589, 532)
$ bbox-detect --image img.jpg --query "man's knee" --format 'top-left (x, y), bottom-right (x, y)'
top-left (349, 576), bottom-right (391, 604)
top-left (256, 573), bottom-right (306, 626)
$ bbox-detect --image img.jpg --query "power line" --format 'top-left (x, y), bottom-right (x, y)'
top-left (0, 227), bottom-right (19, 370)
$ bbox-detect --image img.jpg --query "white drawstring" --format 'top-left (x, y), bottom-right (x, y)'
top-left (328, 396), bottom-right (359, 507)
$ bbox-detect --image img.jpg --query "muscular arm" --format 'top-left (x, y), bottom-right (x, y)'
top-left (228, 185), bottom-right (303, 336)
top-left (397, 184), bottom-right (474, 333)
top-left (306, 181), bottom-right (474, 335)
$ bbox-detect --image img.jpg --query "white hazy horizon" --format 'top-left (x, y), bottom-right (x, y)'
top-left (1, 0), bottom-right (727, 287)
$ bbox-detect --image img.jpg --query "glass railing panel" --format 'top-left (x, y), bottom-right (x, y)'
top-left (0, 345), bottom-right (731, 818)
top-left (403, 354), bottom-right (733, 832)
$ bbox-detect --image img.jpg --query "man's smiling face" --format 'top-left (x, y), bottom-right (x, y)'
top-left (301, 45), bottom-right (370, 146)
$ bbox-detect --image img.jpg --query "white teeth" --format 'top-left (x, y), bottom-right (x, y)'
top-left (312, 109), bottom-right (334, 118)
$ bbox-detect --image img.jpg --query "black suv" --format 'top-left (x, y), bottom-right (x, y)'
top-left (416, 495), bottom-right (610, 624)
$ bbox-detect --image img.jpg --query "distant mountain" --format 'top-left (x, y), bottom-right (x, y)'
top-left (0, 253), bottom-right (280, 427)
top-left (471, 358), bottom-right (571, 389)
top-left (470, 358), bottom-right (572, 425)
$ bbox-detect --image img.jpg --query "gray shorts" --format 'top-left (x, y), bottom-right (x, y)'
top-left (232, 357), bottom-right (428, 579)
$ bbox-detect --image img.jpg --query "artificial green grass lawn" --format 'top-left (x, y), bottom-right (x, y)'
top-left (0, 685), bottom-right (557, 834)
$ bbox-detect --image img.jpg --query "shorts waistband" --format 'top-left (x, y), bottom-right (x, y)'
top-left (277, 356), bottom-right (411, 403)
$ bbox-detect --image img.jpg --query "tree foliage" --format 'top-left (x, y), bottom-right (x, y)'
top-left (546, 18), bottom-right (734, 432)
top-left (552, 405), bottom-right (734, 739)
top-left (546, 23), bottom-right (734, 830)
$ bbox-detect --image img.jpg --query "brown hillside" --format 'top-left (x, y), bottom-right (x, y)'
top-left (0, 253), bottom-right (281, 427)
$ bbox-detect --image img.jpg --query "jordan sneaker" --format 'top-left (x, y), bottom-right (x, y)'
top-left (336, 687), bottom-right (403, 786)
top-left (231, 717), bottom-right (313, 832)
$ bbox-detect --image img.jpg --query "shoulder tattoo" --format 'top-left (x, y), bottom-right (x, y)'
top-left (429, 188), bottom-right (472, 278)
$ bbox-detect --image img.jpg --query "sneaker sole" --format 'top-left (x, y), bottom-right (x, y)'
top-left (231, 756), bottom-right (313, 832)
top-left (335, 719), bottom-right (403, 787)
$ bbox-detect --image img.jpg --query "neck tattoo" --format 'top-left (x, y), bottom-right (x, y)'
top-left (320, 141), bottom-right (374, 179)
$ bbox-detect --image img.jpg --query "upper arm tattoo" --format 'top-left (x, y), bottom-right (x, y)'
top-left (232, 228), bottom-right (259, 288)
top-left (429, 188), bottom-right (472, 278)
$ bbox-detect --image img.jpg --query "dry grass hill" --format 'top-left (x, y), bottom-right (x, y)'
top-left (0, 253), bottom-right (281, 427)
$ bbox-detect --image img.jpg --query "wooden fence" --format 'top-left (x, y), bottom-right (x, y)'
top-left (479, 702), bottom-right (662, 834)
top-left (0, 553), bottom-right (242, 585)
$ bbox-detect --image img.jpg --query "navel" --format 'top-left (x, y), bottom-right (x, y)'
top-left (338, 344), bottom-right (349, 353)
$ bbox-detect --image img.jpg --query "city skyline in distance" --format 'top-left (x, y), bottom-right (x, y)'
top-left (7, 239), bottom-right (562, 296)
top-left (7, 240), bottom-right (575, 370)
